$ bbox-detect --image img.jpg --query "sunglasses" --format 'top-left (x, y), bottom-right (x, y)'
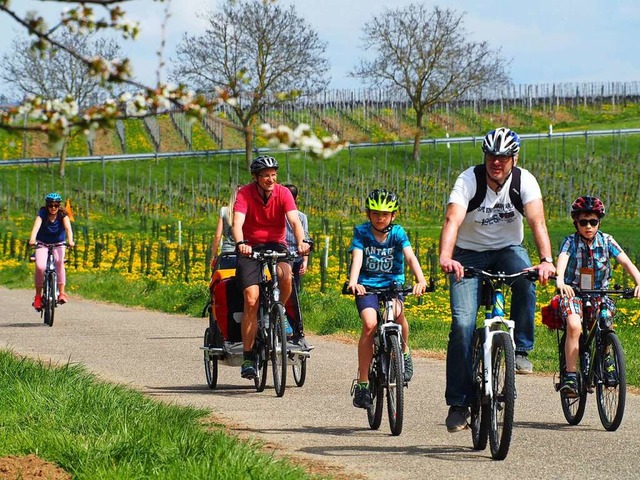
top-left (47, 203), bottom-right (61, 208)
top-left (485, 154), bottom-right (513, 164)
top-left (577, 219), bottom-right (599, 227)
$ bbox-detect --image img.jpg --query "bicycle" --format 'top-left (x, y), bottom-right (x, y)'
top-left (554, 286), bottom-right (633, 431)
top-left (342, 281), bottom-right (434, 436)
top-left (32, 241), bottom-right (68, 327)
top-left (251, 247), bottom-right (306, 397)
top-left (464, 266), bottom-right (540, 460)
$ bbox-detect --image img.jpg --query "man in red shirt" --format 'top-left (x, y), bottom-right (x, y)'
top-left (232, 155), bottom-right (310, 379)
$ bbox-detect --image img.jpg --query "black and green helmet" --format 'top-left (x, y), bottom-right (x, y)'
top-left (366, 189), bottom-right (399, 212)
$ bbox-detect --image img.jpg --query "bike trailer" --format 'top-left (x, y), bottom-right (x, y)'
top-left (212, 276), bottom-right (243, 343)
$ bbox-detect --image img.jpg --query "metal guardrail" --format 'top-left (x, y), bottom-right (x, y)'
top-left (2, 128), bottom-right (639, 167)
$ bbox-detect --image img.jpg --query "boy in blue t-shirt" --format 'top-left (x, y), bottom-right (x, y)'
top-left (346, 189), bottom-right (428, 408)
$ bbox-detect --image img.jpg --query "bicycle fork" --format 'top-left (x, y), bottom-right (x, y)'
top-left (481, 316), bottom-right (516, 400)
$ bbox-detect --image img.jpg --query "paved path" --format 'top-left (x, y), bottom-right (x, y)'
top-left (2, 286), bottom-right (639, 479)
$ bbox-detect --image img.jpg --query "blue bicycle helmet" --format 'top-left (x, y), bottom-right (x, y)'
top-left (45, 192), bottom-right (62, 203)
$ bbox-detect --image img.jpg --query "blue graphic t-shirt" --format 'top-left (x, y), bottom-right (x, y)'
top-left (350, 223), bottom-right (411, 288)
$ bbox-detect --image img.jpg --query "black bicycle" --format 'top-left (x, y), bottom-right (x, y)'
top-left (343, 282), bottom-right (433, 436)
top-left (252, 248), bottom-right (301, 397)
top-left (555, 286), bottom-right (633, 431)
top-left (464, 267), bottom-right (540, 460)
top-left (33, 242), bottom-right (68, 327)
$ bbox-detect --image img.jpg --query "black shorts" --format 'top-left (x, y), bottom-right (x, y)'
top-left (236, 243), bottom-right (289, 290)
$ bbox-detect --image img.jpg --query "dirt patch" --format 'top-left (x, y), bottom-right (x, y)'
top-left (0, 455), bottom-right (71, 480)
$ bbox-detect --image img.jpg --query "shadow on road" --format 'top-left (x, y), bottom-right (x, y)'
top-left (144, 383), bottom-right (272, 396)
top-left (298, 443), bottom-right (489, 462)
top-left (515, 420), bottom-right (600, 432)
top-left (0, 322), bottom-right (48, 328)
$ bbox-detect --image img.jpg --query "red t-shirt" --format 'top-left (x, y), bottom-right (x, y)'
top-left (234, 183), bottom-right (297, 245)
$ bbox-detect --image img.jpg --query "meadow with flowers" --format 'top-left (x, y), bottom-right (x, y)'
top-left (2, 136), bottom-right (640, 385)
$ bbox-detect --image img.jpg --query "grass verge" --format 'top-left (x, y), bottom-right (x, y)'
top-left (0, 350), bottom-right (318, 479)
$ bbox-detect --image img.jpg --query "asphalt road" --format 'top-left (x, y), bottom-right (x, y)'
top-left (2, 286), bottom-right (639, 479)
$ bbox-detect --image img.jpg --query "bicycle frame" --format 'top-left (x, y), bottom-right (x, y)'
top-left (467, 268), bottom-right (536, 400)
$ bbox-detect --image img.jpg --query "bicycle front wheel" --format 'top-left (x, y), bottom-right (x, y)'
top-left (43, 272), bottom-right (57, 327)
top-left (488, 332), bottom-right (515, 460)
top-left (559, 332), bottom-right (587, 425)
top-left (270, 303), bottom-right (288, 397)
top-left (470, 329), bottom-right (488, 451)
top-left (386, 334), bottom-right (405, 436)
top-left (596, 331), bottom-right (626, 431)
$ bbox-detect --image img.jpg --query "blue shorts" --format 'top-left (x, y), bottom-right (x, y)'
top-left (355, 292), bottom-right (404, 314)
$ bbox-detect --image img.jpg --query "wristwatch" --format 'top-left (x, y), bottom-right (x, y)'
top-left (540, 256), bottom-right (554, 264)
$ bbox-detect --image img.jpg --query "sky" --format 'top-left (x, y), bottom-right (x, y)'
top-left (1, 0), bottom-right (639, 96)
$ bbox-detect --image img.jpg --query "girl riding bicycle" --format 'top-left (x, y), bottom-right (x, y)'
top-left (346, 189), bottom-right (428, 408)
top-left (555, 196), bottom-right (640, 396)
top-left (28, 192), bottom-right (75, 310)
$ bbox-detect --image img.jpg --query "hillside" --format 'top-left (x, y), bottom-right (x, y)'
top-left (1, 89), bottom-right (640, 161)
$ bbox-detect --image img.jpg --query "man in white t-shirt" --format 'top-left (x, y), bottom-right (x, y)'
top-left (438, 127), bottom-right (556, 433)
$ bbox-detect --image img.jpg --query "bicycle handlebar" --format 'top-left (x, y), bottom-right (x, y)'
top-left (34, 241), bottom-right (70, 249)
top-left (341, 281), bottom-right (415, 297)
top-left (250, 249), bottom-right (298, 263)
top-left (573, 286), bottom-right (635, 299)
top-left (463, 266), bottom-right (540, 282)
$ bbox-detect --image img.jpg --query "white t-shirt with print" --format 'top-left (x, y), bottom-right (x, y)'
top-left (448, 166), bottom-right (542, 251)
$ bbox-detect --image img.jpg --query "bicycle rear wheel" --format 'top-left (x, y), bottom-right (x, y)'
top-left (386, 334), bottom-right (405, 436)
top-left (43, 272), bottom-right (57, 327)
top-left (292, 356), bottom-right (306, 387)
top-left (367, 357), bottom-right (384, 430)
top-left (270, 303), bottom-right (288, 397)
top-left (255, 329), bottom-right (268, 392)
top-left (203, 328), bottom-right (218, 389)
top-left (470, 329), bottom-right (488, 451)
top-left (596, 331), bottom-right (626, 431)
top-left (559, 332), bottom-right (587, 425)
top-left (488, 332), bottom-right (515, 460)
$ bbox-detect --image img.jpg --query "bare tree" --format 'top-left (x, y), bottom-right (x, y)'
top-left (351, 4), bottom-right (511, 163)
top-left (1, 31), bottom-right (121, 109)
top-left (171, 0), bottom-right (330, 166)
top-left (1, 31), bottom-right (122, 176)
top-left (0, 1), bottom-right (345, 175)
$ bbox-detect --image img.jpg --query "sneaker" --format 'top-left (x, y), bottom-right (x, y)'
top-left (240, 360), bottom-right (257, 380)
top-left (404, 352), bottom-right (414, 382)
top-left (446, 406), bottom-right (470, 433)
top-left (603, 355), bottom-right (618, 386)
top-left (559, 373), bottom-right (579, 397)
top-left (353, 382), bottom-right (372, 409)
top-left (58, 292), bottom-right (69, 304)
top-left (32, 295), bottom-right (42, 311)
top-left (515, 353), bottom-right (533, 374)
top-left (284, 318), bottom-right (293, 337)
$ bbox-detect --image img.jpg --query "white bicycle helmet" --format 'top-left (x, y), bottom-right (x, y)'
top-left (482, 127), bottom-right (520, 156)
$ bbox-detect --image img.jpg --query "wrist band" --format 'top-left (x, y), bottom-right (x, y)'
top-left (235, 240), bottom-right (247, 247)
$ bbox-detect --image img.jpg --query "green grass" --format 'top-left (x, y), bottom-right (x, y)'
top-left (0, 351), bottom-right (315, 479)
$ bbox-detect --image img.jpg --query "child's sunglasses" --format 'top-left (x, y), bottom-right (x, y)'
top-left (577, 219), bottom-right (599, 227)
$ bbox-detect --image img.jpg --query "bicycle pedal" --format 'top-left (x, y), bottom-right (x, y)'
top-left (350, 379), bottom-right (358, 396)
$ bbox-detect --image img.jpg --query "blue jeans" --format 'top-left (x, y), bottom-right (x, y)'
top-left (445, 245), bottom-right (536, 407)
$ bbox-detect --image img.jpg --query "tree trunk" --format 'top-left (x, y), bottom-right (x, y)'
top-left (243, 124), bottom-right (254, 172)
top-left (412, 110), bottom-right (425, 164)
top-left (58, 137), bottom-right (69, 177)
